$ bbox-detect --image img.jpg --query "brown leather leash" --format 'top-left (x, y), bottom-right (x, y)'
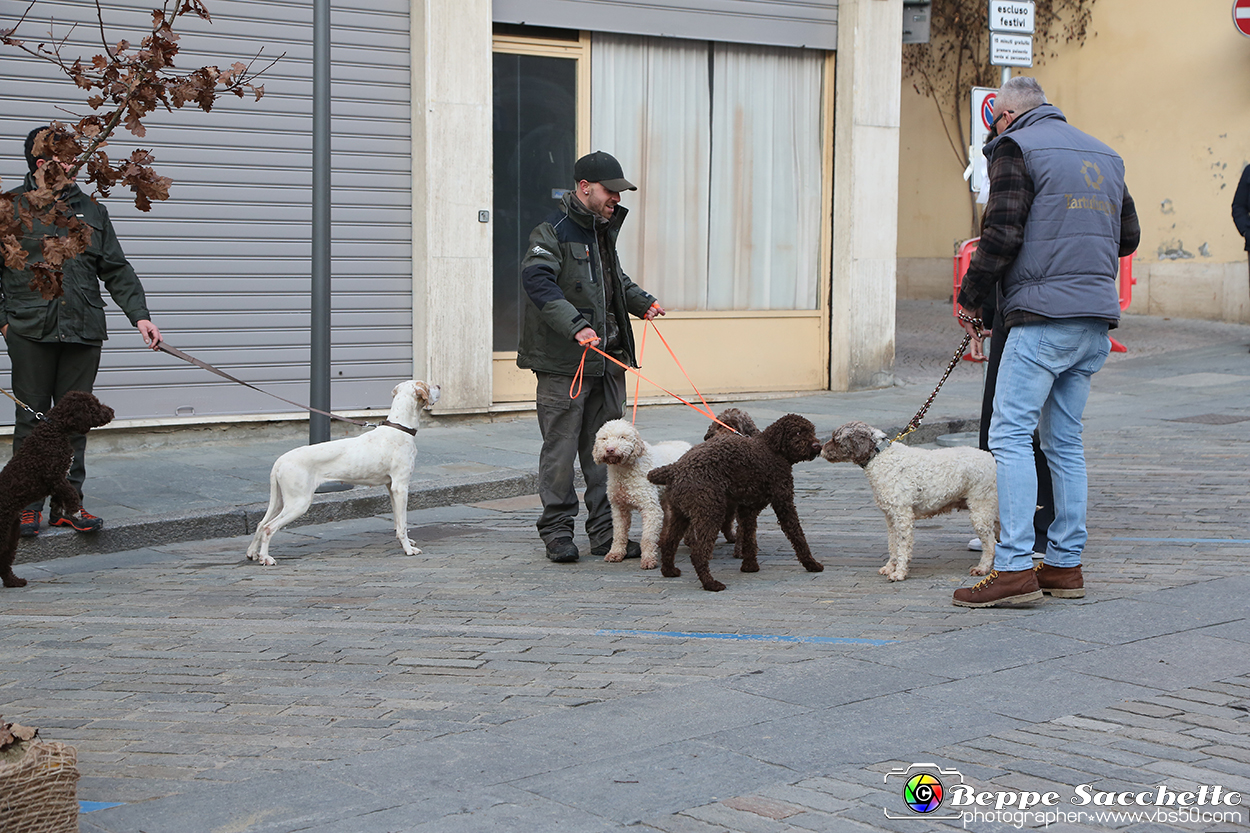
top-left (0, 385), bottom-right (44, 420)
top-left (892, 311), bottom-right (985, 444)
top-left (156, 342), bottom-right (377, 428)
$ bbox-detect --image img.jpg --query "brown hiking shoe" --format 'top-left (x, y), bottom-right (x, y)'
top-left (952, 568), bottom-right (1044, 608)
top-left (1035, 563), bottom-right (1085, 598)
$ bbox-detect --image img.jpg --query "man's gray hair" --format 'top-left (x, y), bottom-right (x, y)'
top-left (998, 76), bottom-right (1047, 114)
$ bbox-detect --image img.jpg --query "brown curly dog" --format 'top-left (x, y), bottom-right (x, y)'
top-left (0, 391), bottom-right (114, 588)
top-left (648, 413), bottom-right (824, 591)
top-left (701, 408), bottom-right (761, 545)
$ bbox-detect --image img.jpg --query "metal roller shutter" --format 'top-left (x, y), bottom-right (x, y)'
top-left (493, 0), bottom-right (838, 50)
top-left (0, 0), bottom-right (412, 422)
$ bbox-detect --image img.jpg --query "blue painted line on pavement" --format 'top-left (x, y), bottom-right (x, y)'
top-left (80, 801), bottom-right (125, 813)
top-left (1111, 537), bottom-right (1250, 544)
top-left (596, 628), bottom-right (895, 646)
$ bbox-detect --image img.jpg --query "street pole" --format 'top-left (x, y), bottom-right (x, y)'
top-left (310, 0), bottom-right (331, 445)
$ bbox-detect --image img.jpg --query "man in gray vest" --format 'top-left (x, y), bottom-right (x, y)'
top-left (952, 77), bottom-right (1139, 608)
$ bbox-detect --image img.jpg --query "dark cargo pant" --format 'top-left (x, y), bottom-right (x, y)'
top-left (534, 365), bottom-right (626, 549)
top-left (5, 332), bottom-right (101, 512)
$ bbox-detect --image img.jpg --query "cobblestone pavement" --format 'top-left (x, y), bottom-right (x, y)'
top-left (3, 304), bottom-right (1250, 832)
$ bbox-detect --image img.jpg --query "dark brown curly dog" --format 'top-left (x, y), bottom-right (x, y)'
top-left (649, 413), bottom-right (824, 591)
top-left (0, 391), bottom-right (114, 588)
top-left (701, 408), bottom-right (761, 545)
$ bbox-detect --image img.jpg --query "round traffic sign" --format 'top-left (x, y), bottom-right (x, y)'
top-left (1235, 0), bottom-right (1250, 38)
top-left (981, 93), bottom-right (998, 130)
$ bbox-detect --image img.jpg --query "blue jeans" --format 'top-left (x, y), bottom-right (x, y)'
top-left (988, 319), bottom-right (1110, 571)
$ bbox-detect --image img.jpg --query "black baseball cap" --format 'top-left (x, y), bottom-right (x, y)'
top-left (573, 151), bottom-right (637, 192)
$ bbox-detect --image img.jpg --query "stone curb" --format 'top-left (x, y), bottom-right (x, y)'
top-left (13, 418), bottom-right (977, 564)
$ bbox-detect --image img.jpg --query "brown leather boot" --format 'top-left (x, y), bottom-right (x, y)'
top-left (1035, 563), bottom-right (1085, 598)
top-left (952, 568), bottom-right (1043, 608)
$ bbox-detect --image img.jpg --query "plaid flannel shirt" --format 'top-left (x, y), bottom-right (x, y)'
top-left (957, 139), bottom-right (1140, 329)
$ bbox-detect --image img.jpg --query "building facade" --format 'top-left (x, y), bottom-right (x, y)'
top-left (896, 0), bottom-right (1250, 325)
top-left (1, 0), bottom-right (902, 427)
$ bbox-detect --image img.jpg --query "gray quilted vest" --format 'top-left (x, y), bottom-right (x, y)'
top-left (987, 104), bottom-right (1125, 322)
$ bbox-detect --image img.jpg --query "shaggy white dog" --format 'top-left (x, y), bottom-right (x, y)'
top-left (821, 421), bottom-right (997, 581)
top-left (592, 419), bottom-right (692, 569)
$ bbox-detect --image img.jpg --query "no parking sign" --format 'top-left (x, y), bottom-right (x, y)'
top-left (966, 87), bottom-right (998, 194)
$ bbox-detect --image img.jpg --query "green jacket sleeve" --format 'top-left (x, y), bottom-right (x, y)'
top-left (521, 222), bottom-right (589, 340)
top-left (90, 202), bottom-right (151, 326)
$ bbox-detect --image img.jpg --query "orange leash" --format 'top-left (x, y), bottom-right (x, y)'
top-left (568, 336), bottom-right (740, 436)
top-left (644, 321), bottom-right (716, 420)
top-left (630, 320), bottom-right (648, 424)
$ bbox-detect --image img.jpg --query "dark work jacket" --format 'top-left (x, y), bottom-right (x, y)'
top-left (987, 105), bottom-right (1126, 323)
top-left (516, 192), bottom-right (655, 377)
top-left (1, 173), bottom-right (151, 346)
top-left (1233, 164), bottom-right (1250, 252)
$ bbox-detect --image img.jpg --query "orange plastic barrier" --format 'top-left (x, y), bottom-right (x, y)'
top-left (951, 237), bottom-right (1135, 353)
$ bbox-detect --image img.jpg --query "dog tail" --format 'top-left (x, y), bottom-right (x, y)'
top-left (647, 462), bottom-right (676, 487)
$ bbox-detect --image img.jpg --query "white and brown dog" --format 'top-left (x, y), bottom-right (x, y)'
top-left (821, 421), bottom-right (997, 581)
top-left (592, 419), bottom-right (691, 569)
top-left (246, 380), bottom-right (441, 566)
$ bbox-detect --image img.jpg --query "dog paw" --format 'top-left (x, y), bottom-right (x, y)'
top-left (887, 570), bottom-right (907, 581)
top-left (603, 550), bottom-right (625, 563)
top-left (805, 561), bottom-right (824, 573)
top-left (2, 573), bottom-right (27, 588)
top-left (878, 565), bottom-right (892, 576)
top-left (639, 557), bottom-right (658, 570)
top-left (257, 555), bottom-right (276, 567)
top-left (969, 565), bottom-right (990, 576)
top-left (403, 543), bottom-right (422, 556)
top-left (661, 566), bottom-right (682, 578)
top-left (701, 579), bottom-right (727, 592)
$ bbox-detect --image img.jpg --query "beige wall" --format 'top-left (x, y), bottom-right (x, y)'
top-left (898, 0), bottom-right (1250, 322)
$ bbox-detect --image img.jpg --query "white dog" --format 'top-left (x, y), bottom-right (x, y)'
top-left (246, 380), bottom-right (441, 566)
top-left (821, 421), bottom-right (997, 581)
top-left (592, 419), bottom-right (691, 569)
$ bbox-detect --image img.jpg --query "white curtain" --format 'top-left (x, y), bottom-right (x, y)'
top-left (708, 43), bottom-right (824, 310)
top-left (591, 34), bottom-right (710, 310)
top-left (591, 35), bottom-right (823, 311)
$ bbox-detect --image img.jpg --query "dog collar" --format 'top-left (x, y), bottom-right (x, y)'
top-left (381, 420), bottom-right (417, 435)
top-left (863, 436), bottom-right (892, 466)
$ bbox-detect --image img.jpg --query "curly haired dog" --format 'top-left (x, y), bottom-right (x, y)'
top-left (591, 419), bottom-right (691, 569)
top-left (648, 413), bottom-right (824, 591)
top-left (702, 408), bottom-right (760, 545)
top-left (246, 381), bottom-right (440, 566)
top-left (821, 421), bottom-right (997, 581)
top-left (0, 391), bottom-right (115, 588)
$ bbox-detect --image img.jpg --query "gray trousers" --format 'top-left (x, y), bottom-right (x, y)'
top-left (5, 332), bottom-right (102, 512)
top-left (534, 365), bottom-right (626, 547)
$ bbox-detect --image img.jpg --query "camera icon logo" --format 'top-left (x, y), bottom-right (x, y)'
top-left (883, 763), bottom-right (964, 820)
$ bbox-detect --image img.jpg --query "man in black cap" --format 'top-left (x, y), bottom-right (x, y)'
top-left (517, 151), bottom-right (666, 563)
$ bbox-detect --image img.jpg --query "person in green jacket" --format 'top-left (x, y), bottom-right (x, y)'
top-left (517, 151), bottom-right (665, 563)
top-left (1, 126), bottom-right (163, 537)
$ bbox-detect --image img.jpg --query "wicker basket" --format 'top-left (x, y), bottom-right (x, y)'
top-left (0, 740), bottom-right (79, 833)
